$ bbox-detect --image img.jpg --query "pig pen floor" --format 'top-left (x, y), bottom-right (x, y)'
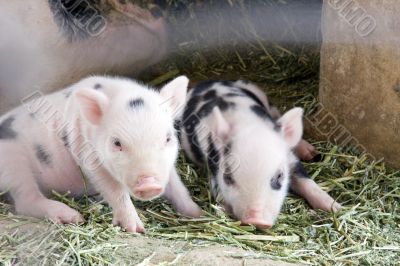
top-left (1, 145), bottom-right (399, 266)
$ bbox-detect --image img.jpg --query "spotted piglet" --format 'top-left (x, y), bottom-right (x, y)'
top-left (179, 80), bottom-right (341, 228)
top-left (0, 75), bottom-right (201, 232)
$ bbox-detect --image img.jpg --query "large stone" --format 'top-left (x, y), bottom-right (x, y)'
top-left (319, 0), bottom-right (400, 167)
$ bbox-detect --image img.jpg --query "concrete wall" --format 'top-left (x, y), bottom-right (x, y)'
top-left (320, 0), bottom-right (400, 167)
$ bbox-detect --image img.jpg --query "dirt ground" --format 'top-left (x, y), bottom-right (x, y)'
top-left (0, 219), bottom-right (297, 266)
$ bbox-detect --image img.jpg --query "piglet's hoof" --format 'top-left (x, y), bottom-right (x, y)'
top-left (309, 193), bottom-right (342, 213)
top-left (295, 140), bottom-right (319, 161)
top-left (175, 201), bottom-right (203, 218)
top-left (45, 201), bottom-right (85, 224)
top-left (112, 211), bottom-right (145, 233)
top-left (324, 201), bottom-right (342, 213)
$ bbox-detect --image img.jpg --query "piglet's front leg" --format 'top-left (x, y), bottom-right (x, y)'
top-left (89, 169), bottom-right (144, 232)
top-left (291, 163), bottom-right (342, 212)
top-left (111, 195), bottom-right (144, 233)
top-left (163, 168), bottom-right (202, 218)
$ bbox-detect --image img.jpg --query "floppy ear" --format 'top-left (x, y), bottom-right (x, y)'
top-left (159, 76), bottom-right (189, 119)
top-left (278, 107), bottom-right (304, 148)
top-left (75, 88), bottom-right (109, 125)
top-left (210, 107), bottom-right (232, 145)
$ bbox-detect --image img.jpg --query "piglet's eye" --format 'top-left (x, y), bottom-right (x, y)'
top-left (113, 138), bottom-right (123, 151)
top-left (166, 133), bottom-right (172, 144)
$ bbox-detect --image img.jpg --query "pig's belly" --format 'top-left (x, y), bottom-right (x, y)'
top-left (35, 151), bottom-right (92, 198)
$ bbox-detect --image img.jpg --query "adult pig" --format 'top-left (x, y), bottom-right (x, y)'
top-left (0, 0), bottom-right (167, 114)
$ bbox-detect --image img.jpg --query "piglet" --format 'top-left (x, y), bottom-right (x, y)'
top-left (0, 75), bottom-right (201, 232)
top-left (179, 80), bottom-right (341, 228)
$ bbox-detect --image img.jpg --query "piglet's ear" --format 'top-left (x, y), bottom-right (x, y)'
top-left (75, 88), bottom-right (109, 125)
top-left (211, 107), bottom-right (232, 144)
top-left (278, 107), bottom-right (304, 149)
top-left (159, 76), bottom-right (189, 119)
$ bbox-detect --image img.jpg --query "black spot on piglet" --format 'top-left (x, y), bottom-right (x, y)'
top-left (270, 173), bottom-right (283, 190)
top-left (274, 122), bottom-right (282, 132)
top-left (220, 80), bottom-right (234, 87)
top-left (203, 90), bottom-right (217, 101)
top-left (129, 98), bottom-right (144, 108)
top-left (0, 116), bottom-right (17, 140)
top-left (65, 90), bottom-right (73, 98)
top-left (239, 88), bottom-right (265, 107)
top-left (224, 92), bottom-right (244, 98)
top-left (192, 80), bottom-right (218, 95)
top-left (35, 144), bottom-right (52, 167)
top-left (61, 129), bottom-right (70, 148)
top-left (292, 162), bottom-right (311, 179)
top-left (223, 166), bottom-right (235, 186)
top-left (207, 135), bottom-right (220, 178)
top-left (250, 105), bottom-right (273, 120)
top-left (174, 120), bottom-right (182, 142)
top-left (94, 84), bottom-right (102, 90)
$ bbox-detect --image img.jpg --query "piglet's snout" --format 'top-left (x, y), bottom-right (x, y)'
top-left (241, 209), bottom-right (272, 229)
top-left (133, 176), bottom-right (163, 200)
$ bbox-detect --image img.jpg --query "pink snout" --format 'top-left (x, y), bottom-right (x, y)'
top-left (133, 176), bottom-right (163, 200)
top-left (241, 209), bottom-right (272, 229)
